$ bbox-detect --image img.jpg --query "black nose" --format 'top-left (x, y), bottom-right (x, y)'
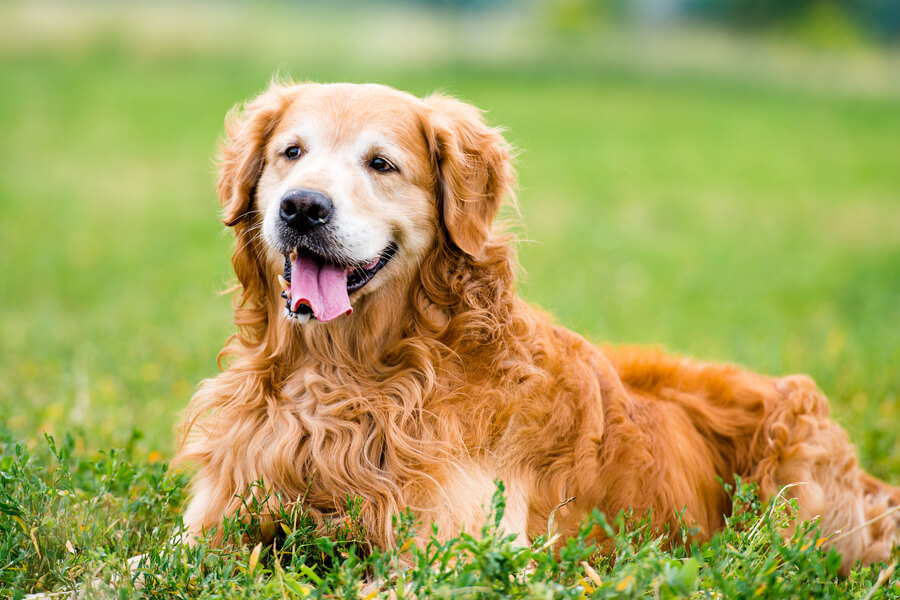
top-left (279, 188), bottom-right (333, 233)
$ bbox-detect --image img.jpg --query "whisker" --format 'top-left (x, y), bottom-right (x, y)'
top-left (233, 223), bottom-right (267, 258)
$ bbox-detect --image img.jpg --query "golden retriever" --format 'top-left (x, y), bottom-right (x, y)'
top-left (176, 81), bottom-right (899, 572)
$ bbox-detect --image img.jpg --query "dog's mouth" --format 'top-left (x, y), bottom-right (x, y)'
top-left (277, 243), bottom-right (397, 323)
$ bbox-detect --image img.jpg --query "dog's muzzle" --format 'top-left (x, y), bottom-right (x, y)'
top-left (277, 243), bottom-right (397, 323)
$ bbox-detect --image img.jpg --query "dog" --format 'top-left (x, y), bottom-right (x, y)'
top-left (175, 81), bottom-right (899, 573)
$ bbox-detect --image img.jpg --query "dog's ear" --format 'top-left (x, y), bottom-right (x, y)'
top-left (424, 94), bottom-right (515, 258)
top-left (218, 86), bottom-right (291, 227)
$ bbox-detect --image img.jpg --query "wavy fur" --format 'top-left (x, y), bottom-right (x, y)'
top-left (176, 81), bottom-right (899, 573)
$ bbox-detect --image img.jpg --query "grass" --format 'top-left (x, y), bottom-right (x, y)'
top-left (1, 1), bottom-right (899, 597)
top-left (1, 431), bottom-right (896, 598)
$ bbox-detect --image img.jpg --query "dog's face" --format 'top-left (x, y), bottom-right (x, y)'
top-left (218, 82), bottom-right (514, 325)
top-left (256, 84), bottom-right (439, 323)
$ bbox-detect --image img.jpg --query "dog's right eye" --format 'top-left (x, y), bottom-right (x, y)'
top-left (284, 146), bottom-right (302, 160)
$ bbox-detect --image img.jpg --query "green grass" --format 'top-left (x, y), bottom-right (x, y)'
top-left (1, 2), bottom-right (899, 597)
top-left (0, 432), bottom-right (895, 598)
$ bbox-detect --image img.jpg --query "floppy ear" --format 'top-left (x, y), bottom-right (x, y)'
top-left (424, 94), bottom-right (515, 257)
top-left (218, 85), bottom-right (291, 227)
top-left (215, 84), bottom-right (294, 349)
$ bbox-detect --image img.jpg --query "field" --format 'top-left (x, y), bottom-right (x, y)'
top-left (1, 2), bottom-right (899, 597)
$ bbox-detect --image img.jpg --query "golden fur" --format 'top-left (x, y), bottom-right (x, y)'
top-left (176, 81), bottom-right (899, 572)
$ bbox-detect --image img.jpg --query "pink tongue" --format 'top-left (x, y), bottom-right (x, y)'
top-left (290, 254), bottom-right (352, 322)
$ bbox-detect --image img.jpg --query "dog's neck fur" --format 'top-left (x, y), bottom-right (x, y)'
top-left (243, 233), bottom-right (521, 381)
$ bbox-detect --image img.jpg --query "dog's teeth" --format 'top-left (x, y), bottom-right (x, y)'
top-left (277, 274), bottom-right (290, 294)
top-left (289, 251), bottom-right (297, 262)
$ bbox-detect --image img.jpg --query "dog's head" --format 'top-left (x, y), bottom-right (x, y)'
top-left (218, 82), bottom-right (514, 330)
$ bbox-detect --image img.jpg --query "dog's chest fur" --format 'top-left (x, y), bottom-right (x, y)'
top-left (200, 359), bottom-right (532, 547)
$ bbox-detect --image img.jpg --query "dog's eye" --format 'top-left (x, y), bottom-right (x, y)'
top-left (284, 146), bottom-right (302, 160)
top-left (369, 156), bottom-right (396, 173)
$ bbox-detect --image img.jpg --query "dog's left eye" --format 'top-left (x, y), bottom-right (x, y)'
top-left (369, 157), bottom-right (397, 173)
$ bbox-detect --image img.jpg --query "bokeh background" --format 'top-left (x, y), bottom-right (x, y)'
top-left (1, 0), bottom-right (898, 479)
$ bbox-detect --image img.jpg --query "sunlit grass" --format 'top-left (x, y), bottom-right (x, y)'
top-left (2, 432), bottom-right (896, 597)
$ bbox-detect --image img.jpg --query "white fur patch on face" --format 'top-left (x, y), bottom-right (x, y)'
top-left (259, 125), bottom-right (398, 265)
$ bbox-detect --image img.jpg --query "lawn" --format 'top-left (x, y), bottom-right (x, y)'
top-left (1, 2), bottom-right (899, 597)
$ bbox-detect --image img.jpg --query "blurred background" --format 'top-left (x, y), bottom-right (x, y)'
top-left (0, 0), bottom-right (898, 478)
